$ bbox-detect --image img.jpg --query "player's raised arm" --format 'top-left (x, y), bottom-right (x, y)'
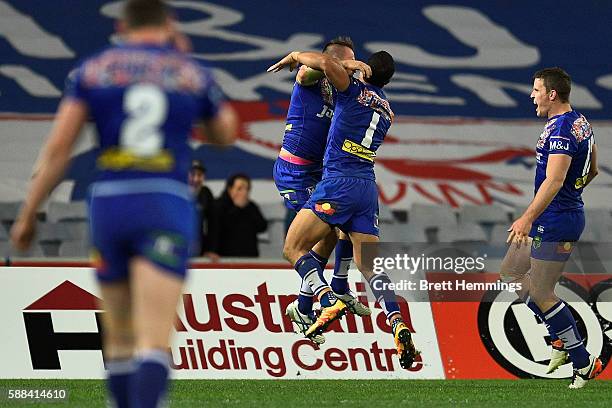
top-left (11, 99), bottom-right (88, 250)
top-left (268, 51), bottom-right (370, 92)
top-left (296, 65), bottom-right (324, 86)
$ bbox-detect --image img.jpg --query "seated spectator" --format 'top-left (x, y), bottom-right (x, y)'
top-left (189, 160), bottom-right (218, 261)
top-left (210, 173), bottom-right (267, 257)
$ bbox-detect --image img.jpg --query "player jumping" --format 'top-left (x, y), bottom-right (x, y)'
top-left (502, 67), bottom-right (601, 388)
top-left (273, 37), bottom-right (372, 344)
top-left (11, 1), bottom-right (237, 406)
top-left (268, 50), bottom-right (418, 368)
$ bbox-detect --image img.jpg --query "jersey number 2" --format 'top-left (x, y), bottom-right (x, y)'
top-left (120, 84), bottom-right (168, 156)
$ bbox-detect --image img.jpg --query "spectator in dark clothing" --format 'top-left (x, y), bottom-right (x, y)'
top-left (209, 173), bottom-right (268, 257)
top-left (189, 160), bottom-right (219, 261)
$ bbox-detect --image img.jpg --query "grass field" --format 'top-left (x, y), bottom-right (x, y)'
top-left (0, 379), bottom-right (610, 407)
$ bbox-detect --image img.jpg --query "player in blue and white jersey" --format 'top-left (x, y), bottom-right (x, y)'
top-left (502, 67), bottom-right (601, 388)
top-left (11, 1), bottom-right (237, 406)
top-left (274, 38), bottom-right (372, 344)
top-left (268, 50), bottom-right (418, 368)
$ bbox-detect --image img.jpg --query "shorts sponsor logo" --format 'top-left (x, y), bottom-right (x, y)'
top-left (532, 235), bottom-right (542, 249)
top-left (315, 202), bottom-right (336, 215)
top-left (557, 242), bottom-right (573, 254)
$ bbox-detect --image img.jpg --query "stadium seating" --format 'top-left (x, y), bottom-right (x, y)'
top-left (408, 203), bottom-right (457, 228)
top-left (47, 201), bottom-right (87, 223)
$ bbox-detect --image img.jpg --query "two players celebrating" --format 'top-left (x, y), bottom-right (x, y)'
top-left (268, 41), bottom-right (418, 368)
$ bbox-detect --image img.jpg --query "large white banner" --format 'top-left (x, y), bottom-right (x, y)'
top-left (0, 267), bottom-right (444, 379)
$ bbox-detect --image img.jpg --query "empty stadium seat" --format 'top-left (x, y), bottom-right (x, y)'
top-left (380, 223), bottom-right (428, 242)
top-left (409, 203), bottom-right (457, 228)
top-left (258, 243), bottom-right (283, 260)
top-left (47, 201), bottom-right (87, 223)
top-left (459, 204), bottom-right (510, 225)
top-left (58, 240), bottom-right (90, 257)
top-left (379, 203), bottom-right (395, 224)
top-left (0, 225), bottom-right (8, 241)
top-left (437, 222), bottom-right (487, 243)
top-left (260, 201), bottom-right (286, 222)
top-left (0, 201), bottom-right (21, 223)
top-left (490, 224), bottom-right (511, 244)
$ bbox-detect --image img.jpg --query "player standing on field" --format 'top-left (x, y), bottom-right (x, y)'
top-left (11, 1), bottom-right (237, 406)
top-left (268, 49), bottom-right (419, 369)
top-left (502, 67), bottom-right (601, 388)
top-left (273, 37), bottom-right (372, 344)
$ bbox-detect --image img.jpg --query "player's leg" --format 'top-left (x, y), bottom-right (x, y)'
top-left (129, 257), bottom-right (184, 407)
top-left (350, 231), bottom-right (418, 369)
top-left (330, 230), bottom-right (371, 316)
top-left (297, 227), bottom-right (337, 314)
top-left (529, 256), bottom-right (602, 388)
top-left (284, 209), bottom-right (343, 342)
top-left (99, 280), bottom-right (134, 408)
top-left (284, 208), bottom-right (336, 303)
top-left (90, 196), bottom-right (135, 408)
top-left (500, 238), bottom-right (565, 372)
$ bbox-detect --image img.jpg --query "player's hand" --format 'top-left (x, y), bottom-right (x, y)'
top-left (10, 214), bottom-right (36, 252)
top-left (267, 52), bottom-right (300, 73)
top-left (342, 60), bottom-right (372, 78)
top-left (506, 216), bottom-right (532, 247)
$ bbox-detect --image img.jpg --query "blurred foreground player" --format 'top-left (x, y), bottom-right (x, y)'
top-left (272, 37), bottom-right (372, 344)
top-left (503, 67), bottom-right (601, 388)
top-left (11, 0), bottom-right (237, 406)
top-left (268, 50), bottom-right (418, 368)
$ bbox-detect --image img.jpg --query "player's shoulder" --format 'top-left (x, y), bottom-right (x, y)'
top-left (555, 111), bottom-right (594, 143)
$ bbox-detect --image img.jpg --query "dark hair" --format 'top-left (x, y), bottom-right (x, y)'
top-left (533, 67), bottom-right (571, 103)
top-left (323, 36), bottom-right (354, 53)
top-left (225, 173), bottom-right (251, 192)
top-left (366, 51), bottom-right (395, 88)
top-left (123, 0), bottom-right (169, 29)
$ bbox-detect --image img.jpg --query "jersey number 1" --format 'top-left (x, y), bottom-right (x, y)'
top-left (120, 84), bottom-right (168, 156)
top-left (361, 112), bottom-right (380, 148)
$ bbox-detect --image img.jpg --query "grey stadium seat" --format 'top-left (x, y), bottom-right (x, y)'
top-left (260, 202), bottom-right (286, 222)
top-left (47, 201), bottom-right (87, 223)
top-left (409, 203), bottom-right (457, 228)
top-left (380, 223), bottom-right (428, 243)
top-left (438, 222), bottom-right (487, 243)
top-left (459, 204), bottom-right (510, 225)
top-left (0, 201), bottom-right (21, 222)
top-left (59, 240), bottom-right (90, 257)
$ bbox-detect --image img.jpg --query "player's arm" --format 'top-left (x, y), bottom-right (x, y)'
top-left (11, 99), bottom-right (88, 250)
top-left (507, 154), bottom-right (571, 244)
top-left (296, 65), bottom-right (324, 86)
top-left (199, 103), bottom-right (238, 146)
top-left (583, 143), bottom-right (599, 187)
top-left (268, 52), bottom-right (371, 92)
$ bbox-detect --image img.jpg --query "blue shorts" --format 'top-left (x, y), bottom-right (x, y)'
top-left (273, 157), bottom-right (322, 212)
top-left (89, 192), bottom-right (196, 282)
top-left (304, 177), bottom-right (379, 236)
top-left (529, 209), bottom-right (585, 261)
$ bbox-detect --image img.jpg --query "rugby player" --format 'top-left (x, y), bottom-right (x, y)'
top-left (11, 0), bottom-right (237, 406)
top-left (268, 50), bottom-right (419, 368)
top-left (503, 67), bottom-right (601, 388)
top-left (273, 37), bottom-right (372, 344)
